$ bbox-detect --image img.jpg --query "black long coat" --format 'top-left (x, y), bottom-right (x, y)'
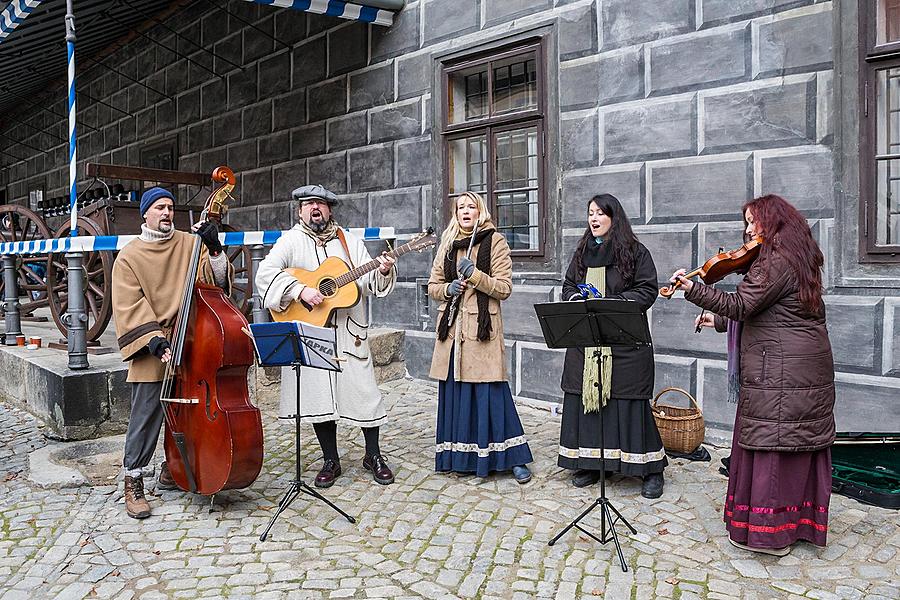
top-left (560, 240), bottom-right (659, 399)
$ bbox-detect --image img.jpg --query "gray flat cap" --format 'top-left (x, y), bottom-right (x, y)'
top-left (292, 184), bottom-right (338, 205)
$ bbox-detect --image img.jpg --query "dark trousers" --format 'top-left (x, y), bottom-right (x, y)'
top-left (123, 381), bottom-right (164, 471)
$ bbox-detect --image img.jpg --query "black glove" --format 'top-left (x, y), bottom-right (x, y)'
top-left (196, 221), bottom-right (223, 255)
top-left (148, 336), bottom-right (171, 359)
top-left (457, 256), bottom-right (475, 278)
top-left (447, 279), bottom-right (465, 297)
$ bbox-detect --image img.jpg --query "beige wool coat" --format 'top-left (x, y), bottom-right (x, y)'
top-left (427, 227), bottom-right (512, 383)
top-left (112, 230), bottom-right (228, 382)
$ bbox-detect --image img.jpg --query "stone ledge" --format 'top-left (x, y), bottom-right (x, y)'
top-left (0, 345), bottom-right (129, 441)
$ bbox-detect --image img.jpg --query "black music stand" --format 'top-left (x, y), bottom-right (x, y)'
top-left (249, 321), bottom-right (356, 542)
top-left (535, 298), bottom-right (652, 572)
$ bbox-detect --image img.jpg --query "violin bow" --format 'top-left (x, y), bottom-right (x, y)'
top-left (695, 246), bottom-right (724, 334)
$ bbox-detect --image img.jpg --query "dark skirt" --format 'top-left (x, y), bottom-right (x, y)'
top-left (435, 363), bottom-right (533, 477)
top-left (558, 392), bottom-right (667, 477)
top-left (724, 412), bottom-right (831, 549)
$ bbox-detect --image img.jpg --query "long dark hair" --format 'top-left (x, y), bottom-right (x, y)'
top-left (574, 194), bottom-right (638, 283)
top-left (743, 194), bottom-right (824, 314)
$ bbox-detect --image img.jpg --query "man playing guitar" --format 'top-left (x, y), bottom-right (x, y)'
top-left (255, 185), bottom-right (397, 488)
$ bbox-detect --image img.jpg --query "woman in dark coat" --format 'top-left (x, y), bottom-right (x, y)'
top-left (671, 194), bottom-right (835, 556)
top-left (559, 194), bottom-right (667, 499)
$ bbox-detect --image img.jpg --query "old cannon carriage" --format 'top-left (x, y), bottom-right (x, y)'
top-left (0, 163), bottom-right (253, 344)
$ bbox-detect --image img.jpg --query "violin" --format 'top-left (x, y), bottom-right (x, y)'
top-left (160, 166), bottom-right (263, 495)
top-left (659, 236), bottom-right (763, 298)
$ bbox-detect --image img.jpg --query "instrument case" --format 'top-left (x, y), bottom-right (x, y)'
top-left (831, 432), bottom-right (900, 510)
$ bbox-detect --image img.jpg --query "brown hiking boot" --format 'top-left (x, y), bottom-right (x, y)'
top-left (157, 462), bottom-right (178, 491)
top-left (124, 475), bottom-right (151, 519)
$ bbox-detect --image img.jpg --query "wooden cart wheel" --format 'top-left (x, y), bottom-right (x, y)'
top-left (0, 204), bottom-right (52, 315)
top-left (47, 217), bottom-right (114, 342)
top-left (220, 223), bottom-right (252, 316)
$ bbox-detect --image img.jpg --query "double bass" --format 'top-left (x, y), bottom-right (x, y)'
top-left (160, 166), bottom-right (263, 495)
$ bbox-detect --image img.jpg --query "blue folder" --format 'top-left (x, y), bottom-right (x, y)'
top-left (248, 321), bottom-right (340, 372)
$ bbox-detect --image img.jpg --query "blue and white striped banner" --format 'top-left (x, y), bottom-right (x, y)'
top-left (246, 0), bottom-right (394, 27)
top-left (0, 227), bottom-right (398, 255)
top-left (0, 0), bottom-right (43, 43)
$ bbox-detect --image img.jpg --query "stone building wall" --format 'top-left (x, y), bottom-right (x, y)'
top-left (1, 0), bottom-right (898, 439)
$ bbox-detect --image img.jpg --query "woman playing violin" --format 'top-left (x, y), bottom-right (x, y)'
top-left (669, 194), bottom-right (835, 556)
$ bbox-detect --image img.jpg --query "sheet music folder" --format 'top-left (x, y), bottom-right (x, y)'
top-left (248, 321), bottom-right (341, 372)
top-left (534, 298), bottom-right (651, 350)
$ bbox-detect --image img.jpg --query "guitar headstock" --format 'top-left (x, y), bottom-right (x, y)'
top-left (408, 227), bottom-right (438, 252)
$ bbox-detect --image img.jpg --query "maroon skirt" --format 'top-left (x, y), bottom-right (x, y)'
top-left (724, 413), bottom-right (831, 549)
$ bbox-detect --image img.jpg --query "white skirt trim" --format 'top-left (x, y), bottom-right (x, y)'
top-left (436, 435), bottom-right (528, 458)
top-left (558, 445), bottom-right (666, 464)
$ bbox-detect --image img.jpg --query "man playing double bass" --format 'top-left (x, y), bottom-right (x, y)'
top-left (111, 187), bottom-right (232, 519)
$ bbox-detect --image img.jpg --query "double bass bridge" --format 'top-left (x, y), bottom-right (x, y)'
top-left (163, 397), bottom-right (199, 404)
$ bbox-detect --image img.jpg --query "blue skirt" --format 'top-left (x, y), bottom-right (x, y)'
top-left (435, 361), bottom-right (533, 477)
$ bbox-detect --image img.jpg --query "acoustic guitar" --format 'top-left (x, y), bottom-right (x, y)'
top-left (270, 228), bottom-right (438, 326)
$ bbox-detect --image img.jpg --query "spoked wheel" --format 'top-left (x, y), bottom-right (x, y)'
top-left (47, 217), bottom-right (114, 342)
top-left (220, 223), bottom-right (252, 316)
top-left (0, 205), bottom-right (52, 315)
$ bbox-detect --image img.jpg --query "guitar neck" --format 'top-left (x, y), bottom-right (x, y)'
top-left (334, 241), bottom-right (417, 288)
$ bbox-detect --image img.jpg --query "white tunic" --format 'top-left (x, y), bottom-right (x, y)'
top-left (255, 225), bottom-right (396, 424)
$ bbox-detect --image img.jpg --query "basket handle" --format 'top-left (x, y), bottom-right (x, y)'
top-left (652, 387), bottom-right (699, 410)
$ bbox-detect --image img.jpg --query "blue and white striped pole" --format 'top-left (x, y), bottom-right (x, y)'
top-left (64, 0), bottom-right (88, 369)
top-left (65, 0), bottom-right (77, 236)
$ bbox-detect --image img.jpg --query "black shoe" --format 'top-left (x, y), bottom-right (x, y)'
top-left (572, 469), bottom-right (601, 487)
top-left (641, 472), bottom-right (664, 499)
top-left (362, 453), bottom-right (395, 485)
top-left (314, 459), bottom-right (342, 488)
top-left (571, 469), bottom-right (615, 487)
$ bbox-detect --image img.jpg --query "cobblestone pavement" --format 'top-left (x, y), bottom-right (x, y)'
top-left (0, 378), bottom-right (898, 600)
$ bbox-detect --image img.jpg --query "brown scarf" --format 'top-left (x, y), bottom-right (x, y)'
top-left (437, 229), bottom-right (495, 342)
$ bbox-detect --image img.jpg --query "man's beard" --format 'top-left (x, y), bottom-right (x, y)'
top-left (157, 220), bottom-right (173, 233)
top-left (308, 217), bottom-right (327, 233)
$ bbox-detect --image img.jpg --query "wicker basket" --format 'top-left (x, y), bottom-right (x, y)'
top-left (651, 387), bottom-right (705, 454)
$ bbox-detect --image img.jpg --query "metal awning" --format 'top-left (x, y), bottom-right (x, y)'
top-left (0, 0), bottom-right (404, 127)
top-left (244, 0), bottom-right (402, 27)
top-left (0, 0), bottom-right (43, 42)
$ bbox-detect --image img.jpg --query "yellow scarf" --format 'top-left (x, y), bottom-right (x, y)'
top-left (581, 266), bottom-right (612, 413)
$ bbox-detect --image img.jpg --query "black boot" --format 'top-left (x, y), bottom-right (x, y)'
top-left (641, 472), bottom-right (664, 499)
top-left (572, 469), bottom-right (601, 487)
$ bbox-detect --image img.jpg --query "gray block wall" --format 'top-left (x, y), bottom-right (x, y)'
top-left (1, 0), bottom-right (898, 437)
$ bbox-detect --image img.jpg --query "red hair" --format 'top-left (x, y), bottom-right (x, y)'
top-left (743, 194), bottom-right (824, 315)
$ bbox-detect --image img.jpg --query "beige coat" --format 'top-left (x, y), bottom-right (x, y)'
top-left (112, 231), bottom-right (226, 382)
top-left (427, 228), bottom-right (512, 383)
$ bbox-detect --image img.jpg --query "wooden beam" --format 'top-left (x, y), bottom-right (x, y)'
top-left (85, 162), bottom-right (210, 186)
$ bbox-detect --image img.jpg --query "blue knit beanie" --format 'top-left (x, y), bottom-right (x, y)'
top-left (140, 187), bottom-right (175, 216)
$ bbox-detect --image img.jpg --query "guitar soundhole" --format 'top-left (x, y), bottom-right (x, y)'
top-left (318, 278), bottom-right (337, 297)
